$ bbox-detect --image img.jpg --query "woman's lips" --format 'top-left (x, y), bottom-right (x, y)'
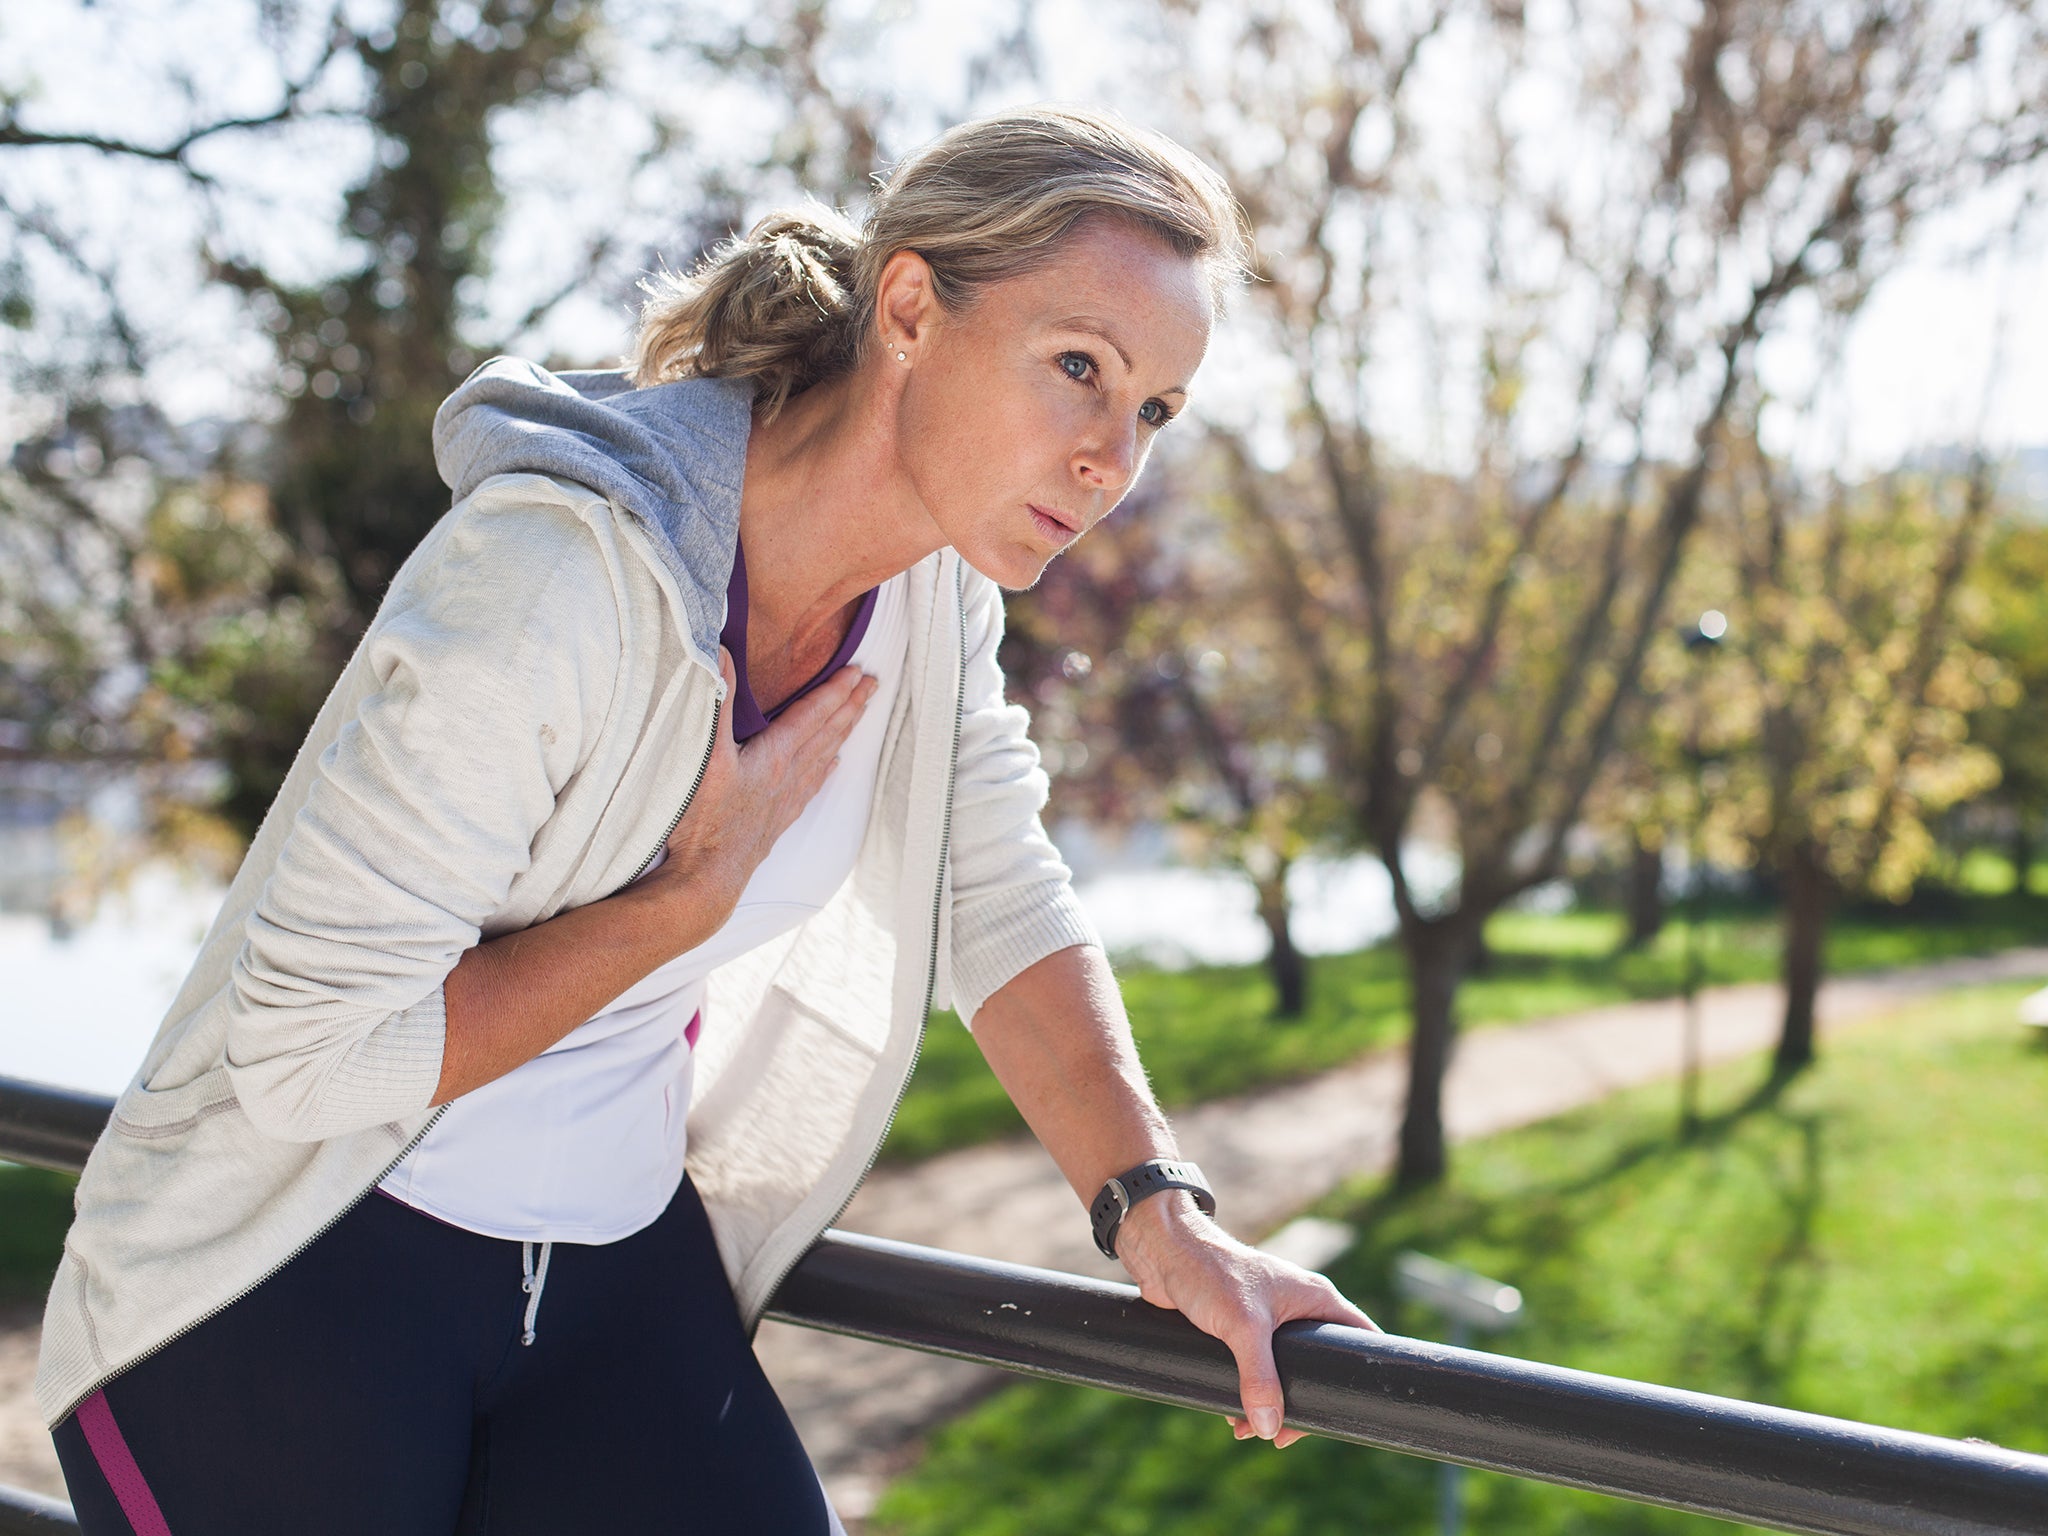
top-left (1029, 504), bottom-right (1080, 545)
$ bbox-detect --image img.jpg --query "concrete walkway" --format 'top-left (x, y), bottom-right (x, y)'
top-left (5, 949), bottom-right (2046, 1516)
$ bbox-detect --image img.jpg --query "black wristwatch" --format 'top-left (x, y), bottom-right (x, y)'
top-left (1090, 1159), bottom-right (1216, 1259)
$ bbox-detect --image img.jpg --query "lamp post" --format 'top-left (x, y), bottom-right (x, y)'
top-left (1678, 610), bottom-right (1726, 1137)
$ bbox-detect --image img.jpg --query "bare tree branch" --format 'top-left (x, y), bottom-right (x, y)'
top-left (0, 5), bottom-right (355, 181)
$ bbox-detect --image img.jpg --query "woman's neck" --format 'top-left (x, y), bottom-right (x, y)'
top-left (737, 368), bottom-right (940, 656)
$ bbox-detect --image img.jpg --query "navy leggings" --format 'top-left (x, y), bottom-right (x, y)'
top-left (51, 1175), bottom-right (834, 1535)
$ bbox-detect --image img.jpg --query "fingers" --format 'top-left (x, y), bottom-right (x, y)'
top-left (1221, 1269), bottom-right (1370, 1450)
top-left (1225, 1323), bottom-right (1287, 1445)
top-left (1245, 1251), bottom-right (1379, 1335)
top-left (746, 666), bottom-right (877, 775)
top-left (814, 669), bottom-right (880, 758)
top-left (1283, 1274), bottom-right (1379, 1334)
top-left (788, 664), bottom-right (878, 740)
top-left (1333, 1297), bottom-right (1380, 1332)
top-left (1315, 1277), bottom-right (1379, 1333)
top-left (1229, 1414), bottom-right (1309, 1447)
top-left (725, 667), bottom-right (875, 856)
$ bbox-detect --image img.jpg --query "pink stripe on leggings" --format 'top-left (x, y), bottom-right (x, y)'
top-left (75, 1391), bottom-right (174, 1536)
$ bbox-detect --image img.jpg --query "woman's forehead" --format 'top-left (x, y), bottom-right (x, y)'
top-left (999, 225), bottom-right (1213, 377)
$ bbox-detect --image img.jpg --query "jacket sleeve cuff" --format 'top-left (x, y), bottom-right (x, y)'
top-left (951, 880), bottom-right (1103, 1028)
top-left (324, 986), bottom-right (448, 1123)
top-left (230, 986), bottom-right (447, 1142)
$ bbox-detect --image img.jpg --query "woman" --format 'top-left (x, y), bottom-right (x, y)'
top-left (38, 105), bottom-right (1375, 1533)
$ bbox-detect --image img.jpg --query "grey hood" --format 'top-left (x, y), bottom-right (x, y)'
top-left (431, 354), bottom-right (755, 663)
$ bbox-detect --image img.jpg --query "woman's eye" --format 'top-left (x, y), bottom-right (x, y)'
top-left (1139, 399), bottom-right (1173, 428)
top-left (1058, 352), bottom-right (1094, 382)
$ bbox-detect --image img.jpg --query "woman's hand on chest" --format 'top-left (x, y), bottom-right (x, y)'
top-left (646, 646), bottom-right (879, 946)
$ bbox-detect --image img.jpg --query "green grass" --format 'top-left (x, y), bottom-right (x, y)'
top-left (0, 1163), bottom-right (76, 1305)
top-left (874, 982), bottom-right (2048, 1536)
top-left (1944, 847), bottom-right (2048, 897)
top-left (880, 890), bottom-right (2048, 1161)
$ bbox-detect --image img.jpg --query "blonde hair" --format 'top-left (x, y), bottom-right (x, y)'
top-left (629, 106), bottom-right (1250, 417)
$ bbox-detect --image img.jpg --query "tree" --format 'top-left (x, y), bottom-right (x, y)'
top-left (1147, 0), bottom-right (2047, 1184)
top-left (1707, 448), bottom-right (2002, 1074)
top-left (3, 0), bottom-right (609, 834)
top-left (201, 0), bottom-right (605, 826)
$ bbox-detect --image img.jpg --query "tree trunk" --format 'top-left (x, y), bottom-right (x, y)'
top-left (1254, 870), bottom-right (1309, 1019)
top-left (1775, 843), bottom-right (1834, 1078)
top-left (1623, 834), bottom-right (1666, 950)
top-left (1395, 919), bottom-right (1479, 1189)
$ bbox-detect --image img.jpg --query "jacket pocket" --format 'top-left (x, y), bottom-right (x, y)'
top-left (111, 1065), bottom-right (239, 1140)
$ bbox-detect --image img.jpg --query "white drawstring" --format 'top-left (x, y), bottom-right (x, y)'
top-left (520, 1239), bottom-right (553, 1346)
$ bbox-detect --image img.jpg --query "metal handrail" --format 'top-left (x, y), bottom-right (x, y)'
top-left (0, 1079), bottom-right (106, 1176)
top-left (6, 1077), bottom-right (2048, 1536)
top-left (0, 1484), bottom-right (72, 1535)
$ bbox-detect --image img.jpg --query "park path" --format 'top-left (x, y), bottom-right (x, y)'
top-left (3, 948), bottom-right (2046, 1516)
top-left (758, 947), bottom-right (2048, 1523)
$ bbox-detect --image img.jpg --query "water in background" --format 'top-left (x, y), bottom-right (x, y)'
top-left (0, 864), bottom-right (224, 1095)
top-left (1, 841), bottom-right (1472, 1096)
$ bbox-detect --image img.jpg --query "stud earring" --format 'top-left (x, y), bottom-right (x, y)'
top-left (896, 350), bottom-right (907, 362)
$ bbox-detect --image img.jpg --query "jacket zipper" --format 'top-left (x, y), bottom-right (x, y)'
top-left (57, 1101), bottom-right (451, 1423)
top-left (615, 684), bottom-right (725, 894)
top-left (60, 682), bottom-right (730, 1423)
top-left (749, 559), bottom-right (966, 1324)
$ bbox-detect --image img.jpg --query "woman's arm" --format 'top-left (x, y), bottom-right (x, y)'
top-left (433, 650), bottom-right (876, 1103)
top-left (943, 562), bottom-right (1104, 1023)
top-left (971, 943), bottom-right (1378, 1448)
top-left (224, 489), bottom-right (875, 1137)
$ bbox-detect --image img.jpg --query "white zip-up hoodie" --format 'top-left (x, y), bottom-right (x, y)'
top-left (36, 358), bottom-right (1099, 1426)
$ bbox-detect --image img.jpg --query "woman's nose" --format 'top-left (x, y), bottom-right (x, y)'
top-left (1073, 420), bottom-right (1138, 494)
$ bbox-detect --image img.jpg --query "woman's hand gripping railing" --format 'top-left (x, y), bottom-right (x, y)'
top-left (5, 1077), bottom-right (2048, 1536)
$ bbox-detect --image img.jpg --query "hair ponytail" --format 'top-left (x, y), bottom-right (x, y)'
top-left (629, 107), bottom-right (1249, 417)
top-left (630, 204), bottom-right (864, 417)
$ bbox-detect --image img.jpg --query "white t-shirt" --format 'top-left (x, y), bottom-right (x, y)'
top-left (377, 573), bottom-right (910, 1242)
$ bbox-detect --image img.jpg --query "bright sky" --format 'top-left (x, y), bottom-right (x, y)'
top-left (2, 0), bottom-right (2042, 473)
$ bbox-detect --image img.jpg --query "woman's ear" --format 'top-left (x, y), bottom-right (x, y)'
top-left (874, 248), bottom-right (940, 358)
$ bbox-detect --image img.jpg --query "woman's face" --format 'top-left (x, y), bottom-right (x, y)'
top-left (888, 217), bottom-right (1215, 590)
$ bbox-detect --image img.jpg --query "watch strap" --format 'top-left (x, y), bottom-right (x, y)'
top-left (1090, 1158), bottom-right (1216, 1259)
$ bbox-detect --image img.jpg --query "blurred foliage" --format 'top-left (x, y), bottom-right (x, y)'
top-left (1639, 450), bottom-right (2006, 1072)
top-left (0, 1163), bottom-right (75, 1305)
top-left (875, 983), bottom-right (2048, 1533)
top-left (1963, 519), bottom-right (2048, 874)
top-left (0, 404), bottom-right (336, 877)
top-left (1710, 462), bottom-right (2000, 903)
top-left (211, 0), bottom-right (602, 630)
top-left (0, 0), bottom-right (609, 848)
